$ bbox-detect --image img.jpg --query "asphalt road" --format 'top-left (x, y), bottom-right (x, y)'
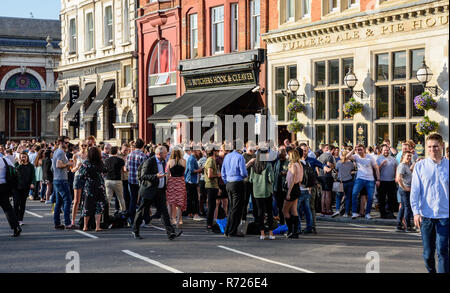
top-left (0, 200), bottom-right (427, 273)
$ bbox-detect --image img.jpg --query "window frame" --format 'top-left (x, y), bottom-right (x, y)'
top-left (85, 11), bottom-right (95, 51)
top-left (230, 3), bottom-right (238, 52)
top-left (104, 4), bottom-right (114, 47)
top-left (123, 0), bottom-right (130, 43)
top-left (250, 0), bottom-right (261, 49)
top-left (211, 6), bottom-right (225, 55)
top-left (273, 64), bottom-right (298, 124)
top-left (69, 17), bottom-right (77, 54)
top-left (15, 106), bottom-right (32, 132)
top-left (189, 13), bottom-right (198, 58)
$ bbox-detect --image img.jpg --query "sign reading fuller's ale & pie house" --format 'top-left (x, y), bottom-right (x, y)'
top-left (183, 69), bottom-right (256, 90)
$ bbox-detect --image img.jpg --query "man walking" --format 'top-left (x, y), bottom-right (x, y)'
top-left (0, 155), bottom-right (21, 237)
top-left (132, 146), bottom-right (181, 240)
top-left (411, 133), bottom-right (449, 273)
top-left (105, 146), bottom-right (127, 215)
top-left (52, 136), bottom-right (74, 229)
top-left (376, 144), bottom-right (399, 219)
top-left (221, 141), bottom-right (248, 237)
top-left (185, 148), bottom-right (204, 220)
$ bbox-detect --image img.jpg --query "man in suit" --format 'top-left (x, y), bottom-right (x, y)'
top-left (131, 146), bottom-right (182, 240)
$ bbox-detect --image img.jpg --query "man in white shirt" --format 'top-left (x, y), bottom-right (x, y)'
top-left (346, 144), bottom-right (381, 220)
top-left (411, 133), bottom-right (449, 273)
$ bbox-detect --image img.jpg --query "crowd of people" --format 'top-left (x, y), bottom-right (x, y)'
top-left (0, 133), bottom-right (448, 273)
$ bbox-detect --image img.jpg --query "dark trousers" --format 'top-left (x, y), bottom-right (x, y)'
top-left (225, 181), bottom-right (245, 236)
top-left (254, 196), bottom-right (274, 232)
top-left (274, 189), bottom-right (286, 225)
top-left (128, 183), bottom-right (139, 223)
top-left (32, 181), bottom-right (41, 200)
top-left (397, 188), bottom-right (413, 228)
top-left (13, 188), bottom-right (29, 222)
top-left (206, 188), bottom-right (218, 227)
top-left (133, 188), bottom-right (174, 236)
top-left (199, 181), bottom-right (207, 216)
top-left (243, 181), bottom-right (257, 221)
top-left (377, 181), bottom-right (398, 216)
top-left (0, 184), bottom-right (19, 229)
top-left (122, 180), bottom-right (130, 212)
top-left (186, 182), bottom-right (199, 215)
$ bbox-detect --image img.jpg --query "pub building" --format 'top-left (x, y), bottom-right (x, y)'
top-left (148, 49), bottom-right (267, 144)
top-left (50, 0), bottom-right (138, 145)
top-left (263, 0), bottom-right (449, 152)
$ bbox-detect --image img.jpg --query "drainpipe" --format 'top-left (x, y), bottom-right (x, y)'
top-left (135, 0), bottom-right (139, 141)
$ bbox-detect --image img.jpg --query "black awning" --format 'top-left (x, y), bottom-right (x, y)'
top-left (65, 83), bottom-right (96, 122)
top-left (0, 91), bottom-right (60, 100)
top-left (83, 80), bottom-right (114, 121)
top-left (48, 91), bottom-right (70, 122)
top-left (147, 87), bottom-right (253, 122)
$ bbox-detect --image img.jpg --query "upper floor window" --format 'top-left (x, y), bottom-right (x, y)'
top-left (149, 39), bottom-right (176, 86)
top-left (104, 5), bottom-right (113, 46)
top-left (302, 0), bottom-right (311, 17)
top-left (230, 3), bottom-right (238, 52)
top-left (348, 0), bottom-right (359, 7)
top-left (123, 65), bottom-right (131, 87)
top-left (69, 18), bottom-right (77, 54)
top-left (250, 0), bottom-right (260, 49)
top-left (123, 0), bottom-right (130, 42)
top-left (286, 0), bottom-right (295, 22)
top-left (329, 0), bottom-right (339, 12)
top-left (85, 12), bottom-right (94, 51)
top-left (189, 14), bottom-right (198, 58)
top-left (211, 6), bottom-right (224, 54)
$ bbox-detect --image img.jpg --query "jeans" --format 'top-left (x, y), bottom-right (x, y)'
top-left (297, 190), bottom-right (313, 232)
top-left (40, 182), bottom-right (47, 201)
top-left (351, 178), bottom-right (375, 215)
top-left (420, 217), bottom-right (449, 273)
top-left (396, 188), bottom-right (412, 228)
top-left (122, 180), bottom-right (130, 212)
top-left (128, 183), bottom-right (139, 224)
top-left (53, 180), bottom-right (72, 226)
top-left (336, 180), bottom-right (353, 214)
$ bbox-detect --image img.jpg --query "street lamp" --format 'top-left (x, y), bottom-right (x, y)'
top-left (344, 66), bottom-right (365, 99)
top-left (416, 58), bottom-right (439, 95)
top-left (282, 78), bottom-right (306, 103)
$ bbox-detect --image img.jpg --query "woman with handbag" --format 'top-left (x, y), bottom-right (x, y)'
top-left (333, 150), bottom-right (355, 218)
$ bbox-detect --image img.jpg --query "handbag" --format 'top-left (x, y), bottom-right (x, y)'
top-left (332, 181), bottom-right (344, 193)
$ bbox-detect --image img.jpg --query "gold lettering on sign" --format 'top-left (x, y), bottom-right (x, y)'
top-left (397, 23), bottom-right (405, 32)
top-left (440, 15), bottom-right (449, 25)
top-left (413, 20), bottom-right (423, 30)
top-left (425, 17), bottom-right (436, 27)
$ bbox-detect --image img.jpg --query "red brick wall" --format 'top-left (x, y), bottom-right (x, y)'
top-left (0, 65), bottom-right (47, 86)
top-left (311, 0), bottom-right (322, 22)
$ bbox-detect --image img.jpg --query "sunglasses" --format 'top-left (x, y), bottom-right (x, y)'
top-left (82, 145), bottom-right (88, 147)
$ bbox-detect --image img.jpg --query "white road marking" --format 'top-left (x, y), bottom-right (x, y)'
top-left (74, 230), bottom-right (99, 239)
top-left (218, 245), bottom-right (315, 273)
top-left (25, 211), bottom-right (43, 218)
top-left (150, 225), bottom-right (166, 231)
top-left (122, 250), bottom-right (183, 273)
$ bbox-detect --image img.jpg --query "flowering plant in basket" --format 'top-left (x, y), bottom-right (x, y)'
top-left (287, 99), bottom-right (305, 114)
top-left (416, 116), bottom-right (439, 136)
top-left (343, 97), bottom-right (364, 118)
top-left (287, 118), bottom-right (304, 133)
top-left (414, 91), bottom-right (438, 111)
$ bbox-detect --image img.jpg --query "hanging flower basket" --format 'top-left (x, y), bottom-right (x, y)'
top-left (343, 97), bottom-right (364, 118)
top-left (416, 116), bottom-right (439, 136)
top-left (287, 99), bottom-right (305, 114)
top-left (287, 118), bottom-right (304, 133)
top-left (414, 91), bottom-right (438, 111)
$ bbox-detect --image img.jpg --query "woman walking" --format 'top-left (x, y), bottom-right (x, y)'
top-left (396, 151), bottom-right (416, 232)
top-left (165, 148), bottom-right (187, 228)
top-left (333, 150), bottom-right (355, 217)
top-left (78, 147), bottom-right (107, 232)
top-left (13, 151), bottom-right (36, 226)
top-left (68, 141), bottom-right (88, 229)
top-left (249, 148), bottom-right (275, 240)
top-left (42, 149), bottom-right (53, 204)
top-left (283, 149), bottom-right (303, 239)
top-left (33, 150), bottom-right (45, 202)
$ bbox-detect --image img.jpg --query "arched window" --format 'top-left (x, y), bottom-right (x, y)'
top-left (126, 110), bottom-right (134, 123)
top-left (149, 39), bottom-right (176, 75)
top-left (5, 73), bottom-right (41, 91)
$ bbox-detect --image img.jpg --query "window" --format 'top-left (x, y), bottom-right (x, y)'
top-left (376, 124), bottom-right (389, 145)
top-left (393, 85), bottom-right (406, 117)
top-left (273, 64), bottom-right (297, 123)
top-left (286, 0), bottom-right (295, 22)
top-left (393, 124), bottom-right (406, 148)
top-left (315, 91), bottom-right (325, 120)
top-left (302, 0), bottom-right (311, 17)
top-left (316, 125), bottom-right (326, 150)
top-left (104, 5), bottom-right (113, 46)
top-left (411, 83), bottom-right (424, 117)
top-left (287, 65), bottom-right (297, 121)
top-left (342, 58), bottom-right (353, 81)
top-left (329, 0), bottom-right (339, 12)
top-left (348, 0), bottom-right (358, 7)
top-left (190, 14), bottom-right (198, 58)
top-left (411, 123), bottom-right (425, 149)
top-left (231, 4), bottom-right (238, 52)
top-left (275, 67), bottom-right (285, 90)
top-left (123, 0), bottom-right (130, 42)
top-left (123, 65), bottom-right (131, 87)
top-left (411, 49), bottom-right (425, 78)
top-left (315, 61), bottom-right (326, 86)
top-left (69, 18), bottom-right (77, 54)
top-left (329, 124), bottom-right (339, 147)
top-left (250, 0), bottom-right (260, 49)
top-left (16, 107), bottom-right (31, 131)
top-left (343, 124), bottom-right (354, 147)
top-left (148, 40), bottom-right (176, 86)
top-left (393, 51), bottom-right (406, 79)
top-left (85, 12), bottom-right (94, 51)
top-left (211, 6), bottom-right (224, 54)
top-left (328, 59), bottom-right (339, 85)
top-left (276, 94), bottom-right (286, 121)
top-left (329, 90), bottom-right (339, 119)
top-left (376, 86), bottom-right (389, 119)
top-left (376, 53), bottom-right (389, 81)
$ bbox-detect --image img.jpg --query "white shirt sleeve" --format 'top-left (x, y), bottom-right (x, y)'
top-left (410, 162), bottom-right (422, 216)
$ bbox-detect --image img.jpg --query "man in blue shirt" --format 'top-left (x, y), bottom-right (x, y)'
top-left (221, 141), bottom-right (248, 237)
top-left (411, 133), bottom-right (449, 273)
top-left (185, 149), bottom-right (204, 220)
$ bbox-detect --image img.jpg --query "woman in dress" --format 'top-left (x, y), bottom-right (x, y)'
top-left (33, 149), bottom-right (45, 202)
top-left (78, 146), bottom-right (107, 232)
top-left (282, 148), bottom-right (303, 239)
top-left (165, 148), bottom-right (187, 228)
top-left (68, 140), bottom-right (88, 229)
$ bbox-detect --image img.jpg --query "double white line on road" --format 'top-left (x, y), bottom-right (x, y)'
top-left (122, 250), bottom-right (183, 273)
top-left (74, 230), bottom-right (99, 239)
top-left (218, 245), bottom-right (315, 273)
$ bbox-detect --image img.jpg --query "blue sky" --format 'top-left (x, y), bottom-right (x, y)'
top-left (0, 0), bottom-right (61, 20)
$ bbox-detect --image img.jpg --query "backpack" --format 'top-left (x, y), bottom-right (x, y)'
top-left (2, 158), bottom-right (17, 191)
top-left (301, 161), bottom-right (317, 188)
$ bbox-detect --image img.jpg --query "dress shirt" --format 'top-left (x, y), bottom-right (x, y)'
top-left (126, 150), bottom-right (148, 185)
top-left (221, 151), bottom-right (248, 184)
top-left (410, 158), bottom-right (449, 219)
top-left (155, 157), bottom-right (165, 189)
top-left (185, 155), bottom-right (199, 184)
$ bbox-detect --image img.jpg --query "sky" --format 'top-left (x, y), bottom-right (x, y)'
top-left (0, 0), bottom-right (61, 20)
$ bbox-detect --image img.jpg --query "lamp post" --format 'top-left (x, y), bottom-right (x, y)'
top-left (416, 58), bottom-right (439, 95)
top-left (282, 78), bottom-right (306, 103)
top-left (344, 66), bottom-right (365, 99)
